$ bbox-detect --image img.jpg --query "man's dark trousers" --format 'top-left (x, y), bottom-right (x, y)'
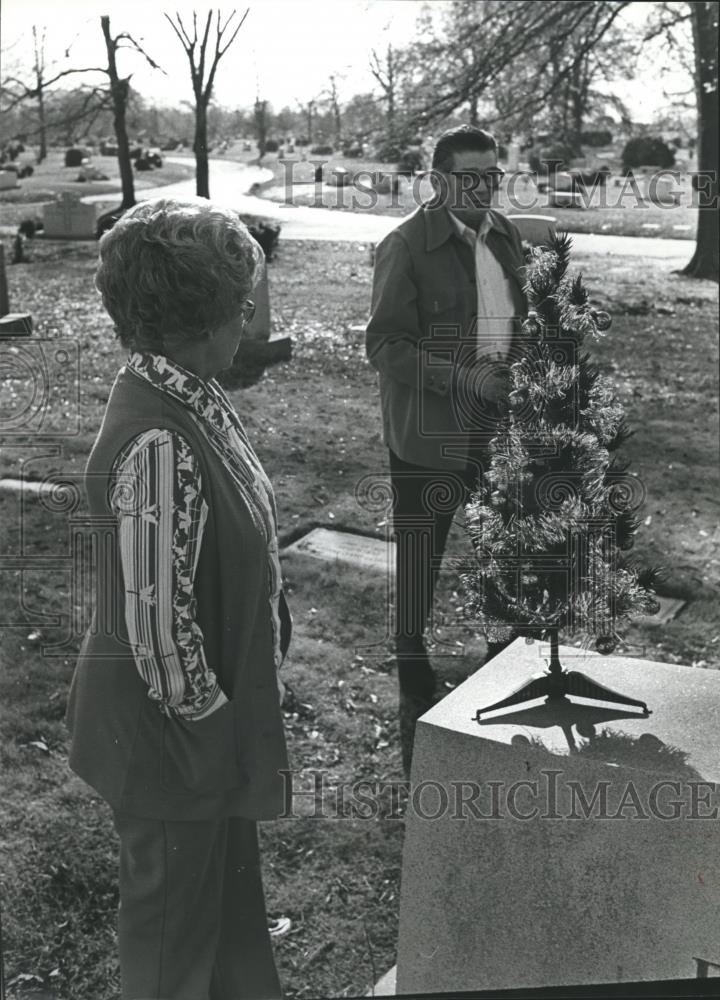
top-left (389, 449), bottom-right (478, 691)
top-left (389, 446), bottom-right (514, 774)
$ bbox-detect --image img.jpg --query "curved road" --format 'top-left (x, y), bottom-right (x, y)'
top-left (86, 156), bottom-right (696, 263)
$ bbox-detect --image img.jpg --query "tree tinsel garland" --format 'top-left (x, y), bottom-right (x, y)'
top-left (462, 233), bottom-right (661, 650)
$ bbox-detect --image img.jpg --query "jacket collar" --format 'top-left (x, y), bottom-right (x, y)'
top-left (422, 202), bottom-right (514, 253)
top-left (124, 351), bottom-right (234, 437)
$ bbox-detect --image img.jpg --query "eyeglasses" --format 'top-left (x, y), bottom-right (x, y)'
top-left (447, 168), bottom-right (506, 190)
top-left (241, 299), bottom-right (256, 323)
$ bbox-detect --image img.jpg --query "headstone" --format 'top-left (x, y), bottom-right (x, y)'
top-left (396, 639), bottom-right (720, 994)
top-left (507, 214), bottom-right (557, 246)
top-left (0, 246), bottom-right (32, 335)
top-left (42, 193), bottom-right (99, 239)
top-left (0, 170), bottom-right (19, 191)
top-left (550, 170), bottom-right (574, 192)
top-left (328, 167), bottom-right (350, 187)
top-left (282, 526), bottom-right (394, 573)
top-left (549, 189), bottom-right (584, 208)
top-left (634, 594), bottom-right (686, 624)
top-left (0, 313), bottom-right (33, 336)
top-left (77, 164), bottom-right (109, 182)
top-left (242, 266), bottom-right (271, 342)
top-left (647, 175), bottom-right (680, 205)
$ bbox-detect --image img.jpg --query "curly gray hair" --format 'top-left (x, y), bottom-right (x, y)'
top-left (95, 197), bottom-right (263, 352)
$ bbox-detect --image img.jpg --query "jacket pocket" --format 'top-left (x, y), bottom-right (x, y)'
top-left (160, 699), bottom-right (248, 795)
top-left (419, 288), bottom-right (459, 316)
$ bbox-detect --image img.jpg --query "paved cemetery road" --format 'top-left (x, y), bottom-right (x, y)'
top-left (86, 157), bottom-right (696, 263)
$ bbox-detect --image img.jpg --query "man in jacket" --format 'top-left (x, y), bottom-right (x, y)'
top-left (366, 125), bottom-right (528, 774)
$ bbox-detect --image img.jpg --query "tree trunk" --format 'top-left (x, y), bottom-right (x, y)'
top-left (468, 91), bottom-right (479, 126)
top-left (33, 27), bottom-right (48, 163)
top-left (194, 101), bottom-right (210, 198)
top-left (101, 15), bottom-right (135, 211)
top-left (36, 86), bottom-right (47, 163)
top-left (682, 1), bottom-right (719, 281)
top-left (254, 100), bottom-right (268, 159)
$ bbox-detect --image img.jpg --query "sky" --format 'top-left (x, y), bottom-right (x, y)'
top-left (1, 0), bottom-right (694, 122)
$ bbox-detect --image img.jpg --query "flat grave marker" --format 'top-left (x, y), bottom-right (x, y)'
top-left (282, 526), bottom-right (395, 574)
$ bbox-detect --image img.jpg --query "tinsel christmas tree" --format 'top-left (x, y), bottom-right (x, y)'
top-left (462, 233), bottom-right (661, 715)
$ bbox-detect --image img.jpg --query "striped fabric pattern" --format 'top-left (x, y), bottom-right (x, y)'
top-left (125, 353), bottom-right (284, 676)
top-left (111, 429), bottom-right (228, 721)
top-left (107, 352), bottom-right (284, 723)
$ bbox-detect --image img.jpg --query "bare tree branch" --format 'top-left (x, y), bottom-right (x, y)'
top-left (114, 32), bottom-right (167, 73)
top-left (165, 7), bottom-right (248, 197)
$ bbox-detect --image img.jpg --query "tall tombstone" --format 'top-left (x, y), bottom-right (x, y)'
top-left (0, 245), bottom-right (33, 336)
top-left (396, 638), bottom-right (720, 994)
top-left (243, 264), bottom-right (271, 343)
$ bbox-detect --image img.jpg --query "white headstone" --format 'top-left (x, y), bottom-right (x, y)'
top-left (43, 193), bottom-right (99, 239)
top-left (506, 142), bottom-right (521, 173)
top-left (396, 639), bottom-right (720, 994)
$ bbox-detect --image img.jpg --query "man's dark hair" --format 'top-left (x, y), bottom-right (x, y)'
top-left (431, 125), bottom-right (497, 171)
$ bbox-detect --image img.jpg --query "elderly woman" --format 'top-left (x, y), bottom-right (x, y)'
top-left (66, 197), bottom-right (291, 1000)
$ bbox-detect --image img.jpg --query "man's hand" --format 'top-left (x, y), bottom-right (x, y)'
top-left (453, 358), bottom-right (512, 412)
top-left (480, 367), bottom-right (512, 406)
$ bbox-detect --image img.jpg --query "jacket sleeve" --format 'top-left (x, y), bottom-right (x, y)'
top-left (110, 428), bottom-right (229, 722)
top-left (365, 231), bottom-right (455, 397)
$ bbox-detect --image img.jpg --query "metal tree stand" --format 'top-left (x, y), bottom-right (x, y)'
top-left (474, 629), bottom-right (651, 722)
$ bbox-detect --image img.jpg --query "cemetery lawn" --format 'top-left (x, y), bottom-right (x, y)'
top-left (1, 238), bottom-right (718, 999)
top-left (0, 149), bottom-right (195, 230)
top-left (257, 153), bottom-right (698, 240)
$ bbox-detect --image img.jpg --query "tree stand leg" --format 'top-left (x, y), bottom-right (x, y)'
top-left (473, 631), bottom-right (650, 722)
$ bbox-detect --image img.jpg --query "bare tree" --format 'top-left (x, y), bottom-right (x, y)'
top-left (165, 9), bottom-right (248, 198)
top-left (645, 0), bottom-right (718, 281)
top-left (297, 99), bottom-right (317, 145)
top-left (254, 98), bottom-right (269, 158)
top-left (683, 1), bottom-right (718, 280)
top-left (324, 75), bottom-right (342, 146)
top-left (1, 26), bottom-right (107, 161)
top-left (100, 15), bottom-right (163, 210)
top-left (369, 44), bottom-right (403, 143)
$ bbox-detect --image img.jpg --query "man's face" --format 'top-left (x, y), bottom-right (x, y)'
top-left (435, 148), bottom-right (502, 227)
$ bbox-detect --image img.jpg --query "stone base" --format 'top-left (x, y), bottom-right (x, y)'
top-left (396, 639), bottom-right (720, 995)
top-left (0, 312), bottom-right (33, 335)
